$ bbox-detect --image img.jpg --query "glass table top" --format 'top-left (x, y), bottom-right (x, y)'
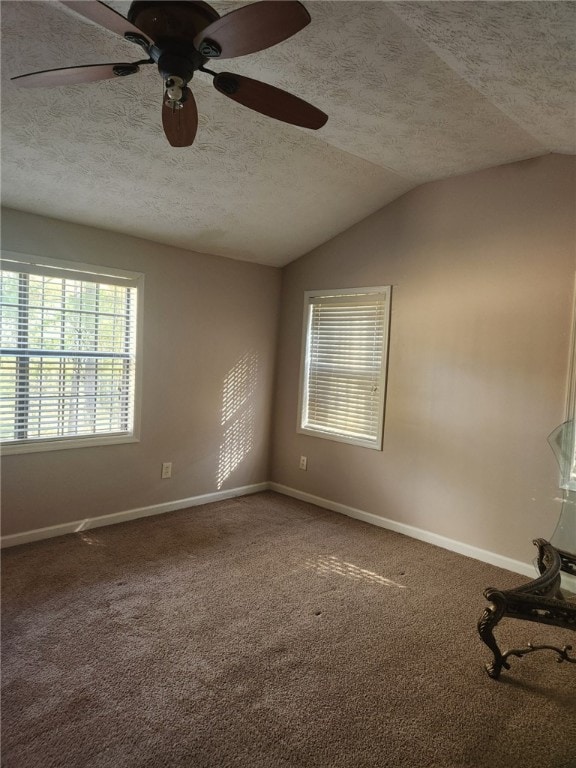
top-left (548, 421), bottom-right (576, 595)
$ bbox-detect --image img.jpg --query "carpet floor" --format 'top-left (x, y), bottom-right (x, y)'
top-left (2, 491), bottom-right (575, 768)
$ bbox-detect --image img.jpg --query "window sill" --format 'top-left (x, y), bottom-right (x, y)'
top-left (298, 425), bottom-right (382, 450)
top-left (1, 434), bottom-right (140, 456)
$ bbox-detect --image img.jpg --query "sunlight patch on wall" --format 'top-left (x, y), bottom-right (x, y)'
top-left (305, 555), bottom-right (406, 588)
top-left (217, 351), bottom-right (258, 490)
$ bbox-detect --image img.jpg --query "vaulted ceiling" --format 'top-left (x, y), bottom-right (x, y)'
top-left (1, 1), bottom-right (574, 266)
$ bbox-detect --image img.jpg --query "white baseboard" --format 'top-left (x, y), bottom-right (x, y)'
top-left (0, 482), bottom-right (269, 549)
top-left (269, 482), bottom-right (537, 579)
top-left (4, 481), bottom-right (574, 592)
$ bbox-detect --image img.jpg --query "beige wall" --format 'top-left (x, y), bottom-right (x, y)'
top-left (1, 209), bottom-right (281, 536)
top-left (271, 154), bottom-right (576, 564)
top-left (3, 155), bottom-right (575, 562)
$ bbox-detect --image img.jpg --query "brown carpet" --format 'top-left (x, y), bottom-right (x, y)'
top-left (2, 491), bottom-right (575, 768)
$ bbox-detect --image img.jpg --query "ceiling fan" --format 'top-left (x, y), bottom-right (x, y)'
top-left (11, 0), bottom-right (328, 147)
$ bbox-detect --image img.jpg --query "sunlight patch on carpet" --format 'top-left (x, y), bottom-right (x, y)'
top-left (304, 554), bottom-right (406, 588)
top-left (76, 531), bottom-right (105, 546)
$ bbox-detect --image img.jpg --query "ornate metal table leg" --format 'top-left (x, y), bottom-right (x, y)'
top-left (477, 588), bottom-right (508, 679)
top-left (478, 541), bottom-right (576, 679)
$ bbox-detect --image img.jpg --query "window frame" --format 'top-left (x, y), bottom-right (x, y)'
top-left (297, 286), bottom-right (392, 450)
top-left (0, 251), bottom-right (144, 456)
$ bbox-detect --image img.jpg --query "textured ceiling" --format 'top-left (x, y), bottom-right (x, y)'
top-left (1, 1), bottom-right (574, 266)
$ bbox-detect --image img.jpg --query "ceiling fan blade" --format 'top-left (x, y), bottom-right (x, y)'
top-left (194, 1), bottom-right (310, 59)
top-left (214, 73), bottom-right (328, 130)
top-left (162, 88), bottom-right (198, 147)
top-left (11, 63), bottom-right (140, 88)
top-left (61, 1), bottom-right (154, 45)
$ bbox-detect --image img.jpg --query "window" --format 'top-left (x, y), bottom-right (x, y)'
top-left (0, 253), bottom-right (143, 454)
top-left (299, 287), bottom-right (391, 449)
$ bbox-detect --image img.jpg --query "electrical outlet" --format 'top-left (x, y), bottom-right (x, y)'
top-left (299, 456), bottom-right (308, 471)
top-left (161, 462), bottom-right (172, 479)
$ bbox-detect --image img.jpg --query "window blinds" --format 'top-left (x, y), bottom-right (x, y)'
top-left (0, 262), bottom-right (138, 446)
top-left (301, 289), bottom-right (390, 448)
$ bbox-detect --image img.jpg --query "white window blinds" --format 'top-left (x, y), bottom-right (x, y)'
top-left (300, 288), bottom-right (391, 449)
top-left (0, 255), bottom-right (141, 451)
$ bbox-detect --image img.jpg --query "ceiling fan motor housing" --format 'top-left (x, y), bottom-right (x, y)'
top-left (156, 49), bottom-right (198, 83)
top-left (128, 1), bottom-right (220, 89)
top-left (127, 1), bottom-right (218, 44)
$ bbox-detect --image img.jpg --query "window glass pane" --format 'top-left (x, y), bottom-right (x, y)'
top-left (0, 355), bottom-right (18, 441)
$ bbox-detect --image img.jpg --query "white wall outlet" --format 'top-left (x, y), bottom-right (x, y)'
top-left (161, 462), bottom-right (172, 479)
top-left (299, 456), bottom-right (308, 471)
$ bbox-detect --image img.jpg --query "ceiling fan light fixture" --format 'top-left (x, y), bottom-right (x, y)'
top-left (165, 75), bottom-right (185, 104)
